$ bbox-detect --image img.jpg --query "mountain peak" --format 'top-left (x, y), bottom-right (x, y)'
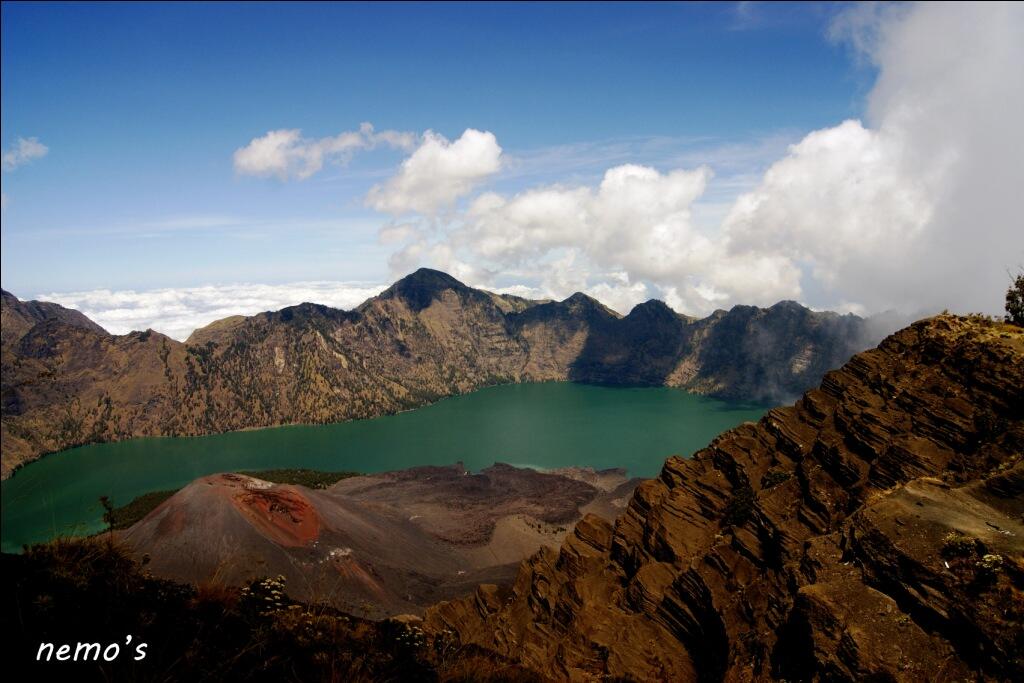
top-left (562, 292), bottom-right (600, 307)
top-left (396, 268), bottom-right (468, 290)
top-left (768, 299), bottom-right (810, 314)
top-left (381, 268), bottom-right (473, 312)
top-left (626, 299), bottom-right (677, 319)
top-left (559, 292), bottom-right (621, 319)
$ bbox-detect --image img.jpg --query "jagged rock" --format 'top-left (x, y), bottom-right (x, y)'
top-left (424, 316), bottom-right (1024, 681)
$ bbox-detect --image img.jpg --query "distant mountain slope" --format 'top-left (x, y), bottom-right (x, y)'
top-left (0, 288), bottom-right (106, 348)
top-left (1, 269), bottom-right (878, 476)
top-left (425, 315), bottom-right (1024, 681)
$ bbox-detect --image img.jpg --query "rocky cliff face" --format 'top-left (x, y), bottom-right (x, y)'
top-left (424, 316), bottom-right (1024, 682)
top-left (1, 269), bottom-right (875, 476)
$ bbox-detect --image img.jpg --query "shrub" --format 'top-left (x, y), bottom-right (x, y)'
top-left (723, 483), bottom-right (756, 527)
top-left (1006, 273), bottom-right (1024, 326)
top-left (977, 553), bottom-right (1004, 572)
top-left (941, 531), bottom-right (976, 557)
top-left (761, 469), bottom-right (792, 490)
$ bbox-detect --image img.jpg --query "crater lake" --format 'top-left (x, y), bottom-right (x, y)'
top-left (0, 382), bottom-right (767, 552)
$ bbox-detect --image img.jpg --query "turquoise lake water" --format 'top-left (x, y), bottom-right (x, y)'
top-left (0, 382), bottom-right (767, 552)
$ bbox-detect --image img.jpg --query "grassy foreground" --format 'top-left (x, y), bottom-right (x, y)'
top-left (4, 537), bottom-right (538, 681)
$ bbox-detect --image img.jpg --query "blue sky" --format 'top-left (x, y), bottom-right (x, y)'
top-left (2, 2), bottom-right (866, 290)
top-left (2, 2), bottom-right (1019, 338)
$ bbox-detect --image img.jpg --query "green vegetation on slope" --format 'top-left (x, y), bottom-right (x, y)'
top-left (104, 489), bottom-right (178, 530)
top-left (239, 468), bottom-right (359, 489)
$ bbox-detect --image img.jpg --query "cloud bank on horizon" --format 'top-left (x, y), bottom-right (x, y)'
top-left (39, 282), bottom-right (387, 342)
top-left (358, 2), bottom-right (1021, 319)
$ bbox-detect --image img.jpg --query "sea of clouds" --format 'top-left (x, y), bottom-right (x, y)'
top-left (38, 282), bottom-right (387, 341)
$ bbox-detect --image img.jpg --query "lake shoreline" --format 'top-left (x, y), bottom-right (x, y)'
top-left (1, 383), bottom-right (767, 552)
top-left (2, 379), bottom-right (770, 481)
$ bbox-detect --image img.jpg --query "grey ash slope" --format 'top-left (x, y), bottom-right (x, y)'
top-left (1, 269), bottom-right (880, 476)
top-left (120, 463), bottom-right (639, 618)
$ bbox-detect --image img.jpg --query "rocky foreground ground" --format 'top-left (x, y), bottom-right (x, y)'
top-left (424, 315), bottom-right (1023, 681)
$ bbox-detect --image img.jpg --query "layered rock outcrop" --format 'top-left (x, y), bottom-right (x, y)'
top-left (425, 316), bottom-right (1024, 681)
top-left (1, 269), bottom-right (876, 476)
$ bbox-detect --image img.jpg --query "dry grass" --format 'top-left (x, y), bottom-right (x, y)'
top-left (5, 537), bottom-right (538, 681)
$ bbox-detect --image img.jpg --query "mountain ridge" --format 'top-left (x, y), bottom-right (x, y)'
top-left (1, 269), bottom-right (881, 477)
top-left (0, 288), bottom-right (107, 346)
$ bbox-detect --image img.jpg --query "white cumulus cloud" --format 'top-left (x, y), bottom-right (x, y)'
top-left (721, 1), bottom-right (1024, 315)
top-left (37, 281), bottom-right (388, 342)
top-left (366, 129), bottom-right (503, 216)
top-left (386, 161), bottom-right (800, 314)
top-left (721, 119), bottom-right (936, 291)
top-left (233, 123), bottom-right (416, 180)
top-left (376, 2), bottom-right (1023, 318)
